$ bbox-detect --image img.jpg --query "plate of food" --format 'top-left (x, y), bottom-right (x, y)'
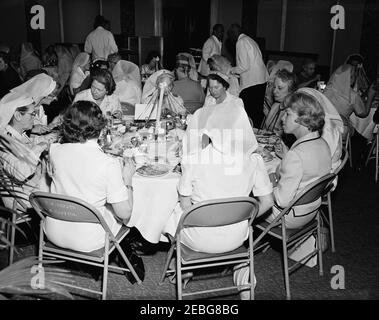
top-left (136, 163), bottom-right (170, 177)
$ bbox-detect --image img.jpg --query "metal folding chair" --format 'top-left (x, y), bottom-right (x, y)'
top-left (159, 197), bottom-right (259, 300)
top-left (254, 173), bottom-right (336, 300)
top-left (29, 191), bottom-right (142, 300)
top-left (0, 168), bottom-right (32, 265)
top-left (321, 147), bottom-right (349, 252)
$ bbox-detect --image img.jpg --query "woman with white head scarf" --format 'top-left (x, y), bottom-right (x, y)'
top-left (164, 73), bottom-right (273, 253)
top-left (141, 69), bottom-right (186, 117)
top-left (0, 92), bottom-right (51, 209)
top-left (11, 73), bottom-right (59, 131)
top-left (112, 60), bottom-right (142, 106)
top-left (208, 54), bottom-right (240, 97)
top-left (19, 42), bottom-right (42, 80)
top-left (69, 52), bottom-right (91, 95)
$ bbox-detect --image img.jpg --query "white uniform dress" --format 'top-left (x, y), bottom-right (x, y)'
top-left (45, 140), bottom-right (128, 252)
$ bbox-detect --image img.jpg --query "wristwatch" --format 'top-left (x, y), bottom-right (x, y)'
top-left (125, 184), bottom-right (134, 192)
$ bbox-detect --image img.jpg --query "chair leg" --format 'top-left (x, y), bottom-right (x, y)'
top-left (317, 213), bottom-right (324, 276)
top-left (281, 224), bottom-right (291, 300)
top-left (347, 135), bottom-right (353, 168)
top-left (249, 228), bottom-right (254, 300)
top-left (327, 193), bottom-right (335, 253)
top-left (159, 245), bottom-right (175, 284)
top-left (102, 239), bottom-right (109, 300)
top-left (8, 213), bottom-right (16, 265)
top-left (115, 243), bottom-right (142, 285)
top-left (365, 137), bottom-right (376, 167)
top-left (176, 241), bottom-right (182, 300)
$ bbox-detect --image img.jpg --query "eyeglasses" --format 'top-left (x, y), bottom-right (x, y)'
top-left (22, 111), bottom-right (37, 117)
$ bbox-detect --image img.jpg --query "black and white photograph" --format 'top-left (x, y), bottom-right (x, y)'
top-left (0, 0), bottom-right (378, 304)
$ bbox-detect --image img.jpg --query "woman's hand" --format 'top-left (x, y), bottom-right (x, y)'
top-left (32, 124), bottom-right (51, 135)
top-left (122, 157), bottom-right (136, 185)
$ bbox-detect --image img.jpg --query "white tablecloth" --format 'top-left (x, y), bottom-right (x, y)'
top-left (350, 108), bottom-right (377, 141)
top-left (127, 171), bottom-right (180, 243)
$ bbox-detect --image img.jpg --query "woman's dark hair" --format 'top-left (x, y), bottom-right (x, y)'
top-left (60, 100), bottom-right (106, 143)
top-left (145, 51), bottom-right (160, 64)
top-left (283, 91), bottom-right (325, 134)
top-left (275, 69), bottom-right (297, 93)
top-left (90, 68), bottom-right (116, 95)
top-left (207, 73), bottom-right (230, 90)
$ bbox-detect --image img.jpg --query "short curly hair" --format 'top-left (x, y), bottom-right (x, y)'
top-left (275, 69), bottom-right (297, 93)
top-left (284, 91), bottom-right (325, 133)
top-left (91, 68), bottom-right (116, 95)
top-left (60, 100), bottom-right (106, 143)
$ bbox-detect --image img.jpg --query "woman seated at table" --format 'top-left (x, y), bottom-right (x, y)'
top-left (45, 100), bottom-right (144, 280)
top-left (69, 52), bottom-right (91, 96)
top-left (262, 69), bottom-right (297, 132)
top-left (112, 60), bottom-right (142, 106)
top-left (297, 88), bottom-right (343, 172)
top-left (0, 91), bottom-right (53, 209)
top-left (140, 51), bottom-right (162, 85)
top-left (323, 62), bottom-right (373, 140)
top-left (264, 60), bottom-right (293, 116)
top-left (74, 68), bottom-right (122, 117)
top-left (207, 54), bottom-right (240, 97)
top-left (167, 117), bottom-right (273, 254)
top-left (183, 72), bottom-right (246, 151)
top-left (172, 53), bottom-right (205, 114)
top-left (141, 70), bottom-right (186, 116)
top-left (11, 73), bottom-right (61, 131)
top-left (264, 91), bottom-right (332, 228)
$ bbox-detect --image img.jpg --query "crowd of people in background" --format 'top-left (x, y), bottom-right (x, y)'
top-left (1, 14), bottom-right (379, 300)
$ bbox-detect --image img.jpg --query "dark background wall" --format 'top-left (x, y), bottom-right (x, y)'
top-left (0, 0), bottom-right (375, 80)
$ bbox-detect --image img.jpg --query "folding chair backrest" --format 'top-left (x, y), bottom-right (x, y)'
top-left (334, 147), bottom-right (349, 176)
top-left (0, 168), bottom-right (29, 211)
top-left (289, 173), bottom-right (336, 208)
top-left (29, 191), bottom-right (105, 225)
top-left (178, 197), bottom-right (259, 230)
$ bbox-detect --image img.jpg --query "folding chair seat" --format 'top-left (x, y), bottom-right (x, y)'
top-left (365, 124), bottom-right (379, 183)
top-left (159, 197), bottom-right (259, 300)
top-left (29, 191), bottom-right (142, 300)
top-left (253, 173), bottom-right (336, 300)
top-left (321, 147), bottom-right (349, 252)
top-left (0, 168), bottom-right (33, 265)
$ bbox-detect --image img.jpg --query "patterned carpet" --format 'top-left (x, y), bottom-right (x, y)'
top-left (1, 135), bottom-right (379, 300)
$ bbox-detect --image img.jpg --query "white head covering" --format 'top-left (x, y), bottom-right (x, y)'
top-left (0, 91), bottom-right (34, 131)
top-left (142, 69), bottom-right (174, 103)
top-left (183, 92), bottom-right (258, 157)
top-left (268, 60), bottom-right (294, 82)
top-left (297, 88), bottom-right (343, 171)
top-left (11, 73), bottom-right (56, 104)
top-left (112, 60), bottom-right (141, 88)
top-left (112, 61), bottom-right (142, 105)
top-left (72, 52), bottom-right (90, 73)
